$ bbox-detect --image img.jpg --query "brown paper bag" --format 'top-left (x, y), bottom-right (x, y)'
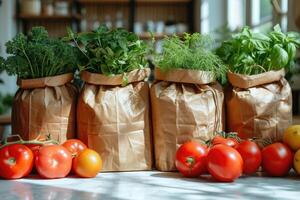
top-left (151, 68), bottom-right (224, 171)
top-left (226, 69), bottom-right (292, 145)
top-left (12, 73), bottom-right (77, 144)
top-left (77, 68), bottom-right (152, 172)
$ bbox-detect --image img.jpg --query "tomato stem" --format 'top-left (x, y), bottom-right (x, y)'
top-left (0, 134), bottom-right (59, 149)
top-left (4, 157), bottom-right (16, 166)
top-left (186, 157), bottom-right (195, 167)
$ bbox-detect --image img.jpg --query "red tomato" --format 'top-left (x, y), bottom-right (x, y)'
top-left (35, 145), bottom-right (72, 179)
top-left (236, 140), bottom-right (262, 174)
top-left (207, 144), bottom-right (243, 182)
top-left (25, 144), bottom-right (43, 174)
top-left (62, 139), bottom-right (87, 158)
top-left (25, 144), bottom-right (42, 158)
top-left (175, 141), bottom-right (208, 177)
top-left (0, 144), bottom-right (34, 179)
top-left (212, 135), bottom-right (238, 148)
top-left (262, 143), bottom-right (293, 176)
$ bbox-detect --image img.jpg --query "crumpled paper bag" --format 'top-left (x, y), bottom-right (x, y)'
top-left (151, 68), bottom-right (224, 171)
top-left (12, 73), bottom-right (77, 144)
top-left (77, 68), bottom-right (153, 172)
top-left (226, 69), bottom-right (292, 145)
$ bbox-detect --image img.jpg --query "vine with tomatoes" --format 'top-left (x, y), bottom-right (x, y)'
top-left (175, 125), bottom-right (300, 182)
top-left (0, 135), bottom-right (102, 179)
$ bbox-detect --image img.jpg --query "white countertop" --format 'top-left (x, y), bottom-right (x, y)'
top-left (1, 171), bottom-right (300, 200)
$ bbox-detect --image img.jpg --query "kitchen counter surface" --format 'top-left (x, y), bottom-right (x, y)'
top-left (1, 171), bottom-right (300, 200)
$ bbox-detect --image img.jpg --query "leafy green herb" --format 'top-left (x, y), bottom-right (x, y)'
top-left (64, 25), bottom-right (150, 75)
top-left (155, 33), bottom-right (228, 83)
top-left (1, 27), bottom-right (78, 79)
top-left (216, 25), bottom-right (300, 75)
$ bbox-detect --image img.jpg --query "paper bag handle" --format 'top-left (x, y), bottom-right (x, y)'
top-left (196, 85), bottom-right (221, 135)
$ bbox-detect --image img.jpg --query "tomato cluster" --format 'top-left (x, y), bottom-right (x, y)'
top-left (175, 131), bottom-right (296, 182)
top-left (0, 139), bottom-right (102, 179)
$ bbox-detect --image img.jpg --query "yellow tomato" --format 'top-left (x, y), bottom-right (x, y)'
top-left (294, 149), bottom-right (300, 174)
top-left (283, 125), bottom-right (300, 151)
top-left (73, 149), bottom-right (102, 178)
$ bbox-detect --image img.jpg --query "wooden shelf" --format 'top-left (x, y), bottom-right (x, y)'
top-left (136, 0), bottom-right (192, 5)
top-left (78, 0), bottom-right (130, 4)
top-left (17, 0), bottom-right (195, 38)
top-left (78, 0), bottom-right (191, 5)
top-left (0, 114), bottom-right (11, 126)
top-left (18, 14), bottom-right (81, 20)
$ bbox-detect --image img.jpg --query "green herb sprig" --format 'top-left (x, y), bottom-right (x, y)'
top-left (1, 27), bottom-right (78, 79)
top-left (155, 33), bottom-right (228, 84)
top-left (65, 25), bottom-right (150, 75)
top-left (216, 25), bottom-right (300, 75)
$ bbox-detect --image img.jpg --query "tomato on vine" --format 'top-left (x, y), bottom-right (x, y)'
top-left (262, 143), bottom-right (293, 176)
top-left (208, 131), bottom-right (240, 148)
top-left (0, 144), bottom-right (34, 179)
top-left (62, 139), bottom-right (87, 157)
top-left (35, 145), bottom-right (72, 179)
top-left (175, 141), bottom-right (208, 177)
top-left (207, 144), bottom-right (243, 182)
top-left (236, 140), bottom-right (261, 174)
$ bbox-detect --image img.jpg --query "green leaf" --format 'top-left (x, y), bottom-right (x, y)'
top-left (271, 44), bottom-right (289, 68)
top-left (156, 33), bottom-right (227, 83)
top-left (273, 24), bottom-right (282, 32)
top-left (69, 25), bottom-right (149, 75)
top-left (122, 74), bottom-right (129, 86)
top-left (217, 24), bottom-right (300, 75)
top-left (287, 43), bottom-right (296, 60)
top-left (1, 26), bottom-right (78, 79)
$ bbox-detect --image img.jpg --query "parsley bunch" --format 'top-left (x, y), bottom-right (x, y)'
top-left (155, 33), bottom-right (228, 84)
top-left (0, 27), bottom-right (78, 79)
top-left (216, 25), bottom-right (300, 75)
top-left (65, 25), bottom-right (149, 75)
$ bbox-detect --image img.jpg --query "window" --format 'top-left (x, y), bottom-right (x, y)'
top-left (227, 0), bottom-right (246, 30)
top-left (200, 0), bottom-right (210, 34)
top-left (203, 0), bottom-right (290, 33)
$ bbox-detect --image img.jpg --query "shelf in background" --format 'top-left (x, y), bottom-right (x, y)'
top-left (0, 114), bottom-right (11, 126)
top-left (136, 0), bottom-right (192, 5)
top-left (18, 14), bottom-right (81, 20)
top-left (77, 0), bottom-right (130, 4)
top-left (78, 0), bottom-right (191, 5)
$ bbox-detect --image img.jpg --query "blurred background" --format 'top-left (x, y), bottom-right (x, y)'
top-left (0, 0), bottom-right (300, 135)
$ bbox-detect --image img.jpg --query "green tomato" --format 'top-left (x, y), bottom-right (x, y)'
top-left (271, 44), bottom-right (289, 68)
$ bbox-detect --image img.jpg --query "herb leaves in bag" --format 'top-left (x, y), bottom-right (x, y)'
top-left (155, 33), bottom-right (228, 84)
top-left (1, 27), bottom-right (78, 79)
top-left (65, 25), bottom-right (149, 75)
top-left (216, 25), bottom-right (300, 75)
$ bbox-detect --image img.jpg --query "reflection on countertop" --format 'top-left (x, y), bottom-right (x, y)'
top-left (1, 171), bottom-right (300, 200)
